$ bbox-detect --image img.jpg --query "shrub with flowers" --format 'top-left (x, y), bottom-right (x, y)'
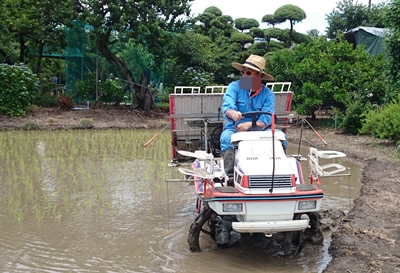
top-left (178, 67), bottom-right (216, 91)
top-left (0, 64), bottom-right (38, 116)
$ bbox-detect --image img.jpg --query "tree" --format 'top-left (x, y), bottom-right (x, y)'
top-left (291, 30), bottom-right (311, 44)
top-left (234, 18), bottom-right (259, 32)
top-left (325, 0), bottom-right (387, 39)
top-left (3, 0), bottom-right (73, 73)
top-left (195, 12), bottom-right (217, 35)
top-left (262, 14), bottom-right (278, 27)
top-left (209, 15), bottom-right (234, 40)
top-left (264, 28), bottom-right (288, 46)
top-left (265, 35), bottom-right (386, 122)
top-left (193, 7), bottom-right (234, 40)
top-left (325, 0), bottom-right (369, 39)
top-left (74, 0), bottom-right (193, 110)
top-left (190, 8), bottom-right (238, 84)
top-left (274, 4), bottom-right (306, 45)
top-left (170, 32), bottom-right (220, 72)
top-left (203, 6), bottom-right (222, 17)
top-left (383, 0), bottom-right (400, 101)
top-left (366, 2), bottom-right (389, 28)
top-left (0, 1), bottom-right (14, 64)
top-left (246, 42), bottom-right (268, 56)
top-left (249, 27), bottom-right (265, 39)
top-left (231, 32), bottom-right (254, 51)
top-left (307, 29), bottom-right (322, 39)
top-left (120, 41), bottom-right (155, 86)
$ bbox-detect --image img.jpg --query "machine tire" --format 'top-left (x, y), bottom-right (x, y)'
top-left (283, 230), bottom-right (304, 256)
top-left (187, 206), bottom-right (214, 252)
top-left (283, 231), bottom-right (293, 256)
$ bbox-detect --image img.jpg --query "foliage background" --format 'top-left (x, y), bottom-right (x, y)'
top-left (1, 0), bottom-right (400, 141)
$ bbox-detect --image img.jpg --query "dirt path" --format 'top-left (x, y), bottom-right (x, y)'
top-left (290, 126), bottom-right (400, 273)
top-left (2, 108), bottom-right (400, 272)
top-left (0, 107), bottom-right (170, 130)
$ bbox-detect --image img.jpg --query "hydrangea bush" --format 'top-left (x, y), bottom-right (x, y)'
top-left (0, 64), bottom-right (38, 116)
top-left (179, 67), bottom-right (216, 91)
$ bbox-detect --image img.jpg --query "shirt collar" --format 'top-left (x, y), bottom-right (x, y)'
top-left (249, 87), bottom-right (262, 98)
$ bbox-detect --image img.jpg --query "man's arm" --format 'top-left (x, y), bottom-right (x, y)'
top-left (222, 82), bottom-right (239, 120)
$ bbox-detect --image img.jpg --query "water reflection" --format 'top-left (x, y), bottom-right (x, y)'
top-left (0, 130), bottom-right (361, 273)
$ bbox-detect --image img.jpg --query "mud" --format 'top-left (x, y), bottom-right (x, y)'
top-left (1, 107), bottom-right (399, 272)
top-left (0, 106), bottom-right (170, 131)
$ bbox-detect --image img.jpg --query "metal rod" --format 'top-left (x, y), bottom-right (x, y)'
top-left (302, 118), bottom-right (327, 145)
top-left (269, 113), bottom-right (276, 193)
top-left (166, 174), bottom-right (170, 235)
top-left (348, 172), bottom-right (352, 211)
top-left (297, 122), bottom-right (304, 157)
top-left (143, 123), bottom-right (171, 147)
top-left (165, 179), bottom-right (196, 183)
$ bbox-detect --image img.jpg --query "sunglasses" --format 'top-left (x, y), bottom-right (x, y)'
top-left (241, 69), bottom-right (260, 76)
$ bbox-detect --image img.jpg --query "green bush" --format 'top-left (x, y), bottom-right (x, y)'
top-left (99, 79), bottom-right (124, 103)
top-left (37, 75), bottom-right (57, 96)
top-left (0, 64), bottom-right (38, 116)
top-left (359, 96), bottom-right (400, 141)
top-left (265, 35), bottom-right (386, 124)
top-left (75, 76), bottom-right (96, 102)
top-left (21, 122), bottom-right (40, 131)
top-left (73, 118), bottom-right (94, 129)
top-left (32, 95), bottom-right (58, 107)
top-left (178, 67), bottom-right (216, 91)
top-left (339, 101), bottom-right (371, 134)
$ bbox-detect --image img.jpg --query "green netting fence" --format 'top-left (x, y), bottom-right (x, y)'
top-left (64, 20), bottom-right (163, 105)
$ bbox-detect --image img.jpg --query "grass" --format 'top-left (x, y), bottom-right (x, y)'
top-left (0, 129), bottom-right (172, 223)
top-left (156, 102), bottom-right (169, 107)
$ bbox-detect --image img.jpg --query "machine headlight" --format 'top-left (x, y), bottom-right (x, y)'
top-left (223, 203), bottom-right (243, 212)
top-left (298, 201), bottom-right (316, 210)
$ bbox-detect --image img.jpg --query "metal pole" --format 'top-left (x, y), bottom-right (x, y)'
top-left (95, 42), bottom-right (99, 100)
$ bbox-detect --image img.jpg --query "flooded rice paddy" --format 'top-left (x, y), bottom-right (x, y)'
top-left (0, 130), bottom-right (361, 273)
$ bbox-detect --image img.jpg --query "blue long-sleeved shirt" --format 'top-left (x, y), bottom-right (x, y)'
top-left (222, 80), bottom-right (275, 130)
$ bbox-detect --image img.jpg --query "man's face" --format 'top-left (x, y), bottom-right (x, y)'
top-left (239, 68), bottom-right (262, 90)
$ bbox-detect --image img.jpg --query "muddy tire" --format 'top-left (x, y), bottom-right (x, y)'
top-left (304, 212), bottom-right (324, 245)
top-left (293, 230), bottom-right (304, 255)
top-left (187, 206), bottom-right (213, 252)
top-left (283, 231), bottom-right (293, 256)
top-left (283, 230), bottom-right (304, 256)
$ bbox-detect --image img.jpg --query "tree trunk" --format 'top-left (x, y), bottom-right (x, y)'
top-left (311, 111), bottom-right (316, 120)
top-left (138, 71), bottom-right (153, 110)
top-left (97, 39), bottom-right (140, 108)
top-left (19, 34), bottom-right (26, 64)
top-left (289, 20), bottom-right (294, 46)
top-left (34, 41), bottom-right (44, 74)
top-left (0, 48), bottom-right (12, 65)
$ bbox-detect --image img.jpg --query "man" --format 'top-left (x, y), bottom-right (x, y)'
top-left (220, 54), bottom-right (282, 177)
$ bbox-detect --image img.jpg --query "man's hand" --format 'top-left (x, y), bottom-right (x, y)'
top-left (236, 122), bottom-right (252, 132)
top-left (226, 110), bottom-right (243, 122)
top-left (236, 121), bottom-right (266, 132)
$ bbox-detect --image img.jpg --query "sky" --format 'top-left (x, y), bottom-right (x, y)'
top-left (189, 0), bottom-right (347, 35)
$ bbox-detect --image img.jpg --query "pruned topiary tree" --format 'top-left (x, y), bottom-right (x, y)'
top-left (274, 4), bottom-right (306, 45)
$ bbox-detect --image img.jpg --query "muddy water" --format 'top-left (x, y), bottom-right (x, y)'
top-left (0, 130), bottom-right (361, 273)
top-left (288, 144), bottom-right (361, 211)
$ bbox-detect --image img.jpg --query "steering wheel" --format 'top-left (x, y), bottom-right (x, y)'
top-left (240, 111), bottom-right (274, 131)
